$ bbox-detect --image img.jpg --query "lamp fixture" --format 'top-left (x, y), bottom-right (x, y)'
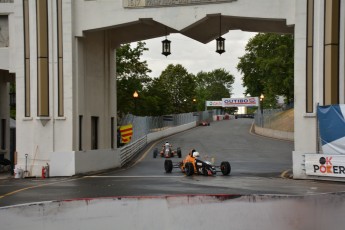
top-left (216, 15), bottom-right (225, 55)
top-left (260, 94), bottom-right (264, 101)
top-left (162, 27), bottom-right (171, 57)
top-left (133, 90), bottom-right (139, 98)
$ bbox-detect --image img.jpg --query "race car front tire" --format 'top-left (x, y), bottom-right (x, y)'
top-left (177, 147), bottom-right (182, 158)
top-left (220, 161), bottom-right (231, 175)
top-left (153, 148), bottom-right (158, 158)
top-left (184, 162), bottom-right (194, 176)
top-left (164, 160), bottom-right (173, 173)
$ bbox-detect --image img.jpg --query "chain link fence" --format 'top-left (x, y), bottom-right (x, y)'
top-left (254, 108), bottom-right (284, 128)
top-left (118, 110), bottom-right (216, 144)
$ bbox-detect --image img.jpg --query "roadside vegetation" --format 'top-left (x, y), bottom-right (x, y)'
top-left (115, 33), bottom-right (294, 120)
top-left (268, 108), bottom-right (294, 132)
top-left (237, 33), bottom-right (294, 109)
top-left (116, 42), bottom-right (236, 117)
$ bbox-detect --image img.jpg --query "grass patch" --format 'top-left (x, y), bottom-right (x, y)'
top-left (266, 108), bottom-right (294, 132)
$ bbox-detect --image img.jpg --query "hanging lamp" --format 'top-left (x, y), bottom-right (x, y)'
top-left (216, 15), bottom-right (225, 55)
top-left (162, 27), bottom-right (171, 57)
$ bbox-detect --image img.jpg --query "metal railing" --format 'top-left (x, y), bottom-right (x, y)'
top-left (118, 110), bottom-right (215, 167)
top-left (255, 108), bottom-right (284, 128)
top-left (120, 136), bottom-right (147, 167)
top-left (118, 111), bottom-right (215, 143)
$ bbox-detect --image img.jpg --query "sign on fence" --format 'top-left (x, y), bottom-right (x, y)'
top-left (206, 101), bottom-right (223, 107)
top-left (119, 124), bottom-right (133, 143)
top-left (305, 154), bottom-right (345, 178)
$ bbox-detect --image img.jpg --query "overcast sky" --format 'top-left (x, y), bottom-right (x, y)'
top-left (140, 30), bottom-right (257, 98)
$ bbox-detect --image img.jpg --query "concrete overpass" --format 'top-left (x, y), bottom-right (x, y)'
top-left (0, 0), bottom-right (344, 179)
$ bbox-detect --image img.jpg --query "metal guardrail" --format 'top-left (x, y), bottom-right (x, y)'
top-left (119, 111), bottom-right (216, 143)
top-left (118, 110), bottom-right (216, 167)
top-left (120, 136), bottom-right (147, 167)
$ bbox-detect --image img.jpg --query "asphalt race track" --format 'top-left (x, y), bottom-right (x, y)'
top-left (1, 118), bottom-right (345, 207)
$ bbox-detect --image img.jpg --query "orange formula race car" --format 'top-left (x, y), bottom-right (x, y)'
top-left (164, 151), bottom-right (231, 176)
top-left (153, 141), bottom-right (182, 158)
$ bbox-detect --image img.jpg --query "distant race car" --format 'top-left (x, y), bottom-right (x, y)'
top-left (153, 142), bottom-right (182, 158)
top-left (199, 120), bottom-right (210, 126)
top-left (164, 152), bottom-right (231, 176)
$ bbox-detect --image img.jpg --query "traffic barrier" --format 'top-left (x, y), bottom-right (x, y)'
top-left (13, 168), bottom-right (23, 179)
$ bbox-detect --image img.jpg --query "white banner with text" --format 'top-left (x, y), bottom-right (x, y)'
top-left (222, 97), bottom-right (259, 107)
top-left (305, 154), bottom-right (345, 178)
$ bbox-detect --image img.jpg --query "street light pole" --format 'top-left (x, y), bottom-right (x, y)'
top-left (260, 94), bottom-right (264, 127)
top-left (133, 91), bottom-right (139, 115)
top-left (193, 98), bottom-right (197, 112)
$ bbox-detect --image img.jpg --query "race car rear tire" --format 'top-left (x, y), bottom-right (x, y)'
top-left (164, 160), bottom-right (173, 173)
top-left (185, 162), bottom-right (194, 176)
top-left (153, 148), bottom-right (158, 158)
top-left (177, 147), bottom-right (182, 158)
top-left (220, 161), bottom-right (231, 175)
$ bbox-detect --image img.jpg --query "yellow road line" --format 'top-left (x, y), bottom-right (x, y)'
top-left (0, 178), bottom-right (81, 199)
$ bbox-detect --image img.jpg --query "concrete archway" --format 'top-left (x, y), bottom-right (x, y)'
top-left (1, 0), bottom-right (343, 179)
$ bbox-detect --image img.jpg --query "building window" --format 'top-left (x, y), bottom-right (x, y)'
top-left (79, 115), bottom-right (83, 151)
top-left (306, 0), bottom-right (314, 113)
top-left (36, 0), bottom-right (49, 116)
top-left (323, 0), bottom-right (340, 105)
top-left (111, 117), bottom-right (114, 149)
top-left (57, 0), bottom-right (64, 116)
top-left (1, 119), bottom-right (6, 150)
top-left (91, 116), bottom-right (98, 150)
top-left (23, 0), bottom-right (31, 117)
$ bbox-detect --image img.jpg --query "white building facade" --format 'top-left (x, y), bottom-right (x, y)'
top-left (0, 0), bottom-right (344, 178)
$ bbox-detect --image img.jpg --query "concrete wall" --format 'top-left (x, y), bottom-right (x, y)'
top-left (49, 122), bottom-right (195, 177)
top-left (254, 125), bottom-right (294, 141)
top-left (147, 122), bottom-right (196, 143)
top-left (15, 2), bottom-right (117, 176)
top-left (0, 48), bottom-right (9, 70)
top-left (1, 194), bottom-right (344, 230)
top-left (49, 149), bottom-right (121, 177)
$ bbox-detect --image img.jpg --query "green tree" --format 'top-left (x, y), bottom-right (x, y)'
top-left (195, 69), bottom-right (235, 111)
top-left (140, 78), bottom-right (171, 116)
top-left (156, 64), bottom-right (196, 114)
top-left (237, 33), bottom-right (294, 108)
top-left (116, 42), bottom-right (152, 116)
top-left (143, 64), bottom-right (196, 115)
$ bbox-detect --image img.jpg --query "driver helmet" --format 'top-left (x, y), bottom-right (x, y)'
top-left (193, 152), bottom-right (200, 158)
top-left (165, 142), bottom-right (170, 147)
